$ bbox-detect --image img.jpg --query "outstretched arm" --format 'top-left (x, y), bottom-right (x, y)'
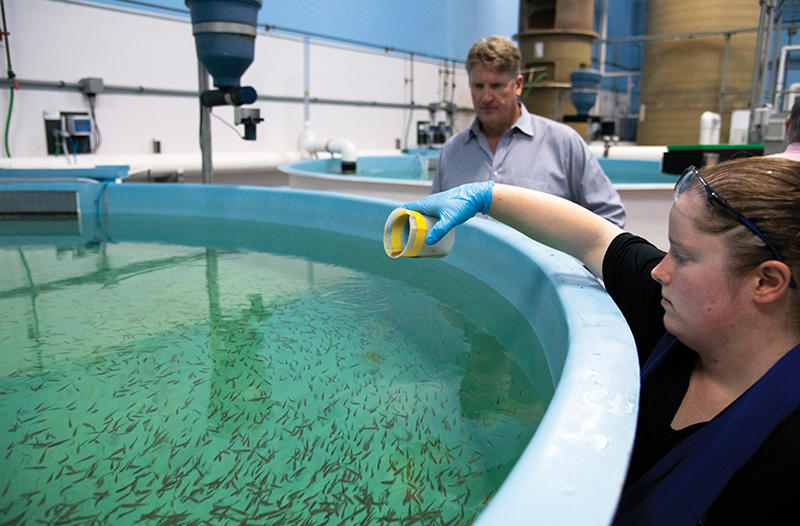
top-left (489, 183), bottom-right (623, 277)
top-left (402, 181), bottom-right (624, 278)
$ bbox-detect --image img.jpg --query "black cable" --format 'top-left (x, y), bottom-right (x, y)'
top-left (1, 0), bottom-right (14, 157)
top-left (0, 0), bottom-right (14, 82)
top-left (88, 94), bottom-right (102, 152)
top-left (112, 0), bottom-right (188, 15)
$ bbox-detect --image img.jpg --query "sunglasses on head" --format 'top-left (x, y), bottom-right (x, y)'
top-left (674, 165), bottom-right (796, 289)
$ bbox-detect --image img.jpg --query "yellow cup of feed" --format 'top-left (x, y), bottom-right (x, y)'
top-left (383, 207), bottom-right (454, 258)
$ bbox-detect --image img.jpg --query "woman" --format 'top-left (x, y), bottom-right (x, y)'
top-left (402, 157), bottom-right (800, 525)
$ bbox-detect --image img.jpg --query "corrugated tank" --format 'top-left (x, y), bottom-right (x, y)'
top-left (637, 0), bottom-right (760, 145)
top-left (516, 0), bottom-right (598, 125)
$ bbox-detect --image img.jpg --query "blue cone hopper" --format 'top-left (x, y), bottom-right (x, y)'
top-left (570, 68), bottom-right (602, 116)
top-left (185, 0), bottom-right (262, 89)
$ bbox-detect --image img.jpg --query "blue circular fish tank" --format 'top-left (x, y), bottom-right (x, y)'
top-left (279, 152), bottom-right (675, 194)
top-left (0, 173), bottom-right (638, 525)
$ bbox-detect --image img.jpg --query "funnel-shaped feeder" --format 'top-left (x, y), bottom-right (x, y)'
top-left (185, 0), bottom-right (262, 88)
top-left (570, 68), bottom-right (602, 116)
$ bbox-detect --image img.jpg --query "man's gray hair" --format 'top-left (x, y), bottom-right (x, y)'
top-left (466, 35), bottom-right (521, 76)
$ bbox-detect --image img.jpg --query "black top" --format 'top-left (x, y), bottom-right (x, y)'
top-left (602, 233), bottom-right (800, 524)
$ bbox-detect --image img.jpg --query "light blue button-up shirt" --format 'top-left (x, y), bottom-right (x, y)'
top-left (432, 104), bottom-right (626, 227)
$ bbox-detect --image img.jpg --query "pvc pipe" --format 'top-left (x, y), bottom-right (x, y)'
top-left (325, 138), bottom-right (357, 163)
top-left (298, 121), bottom-right (357, 163)
top-left (587, 144), bottom-right (667, 160)
top-left (772, 44), bottom-right (800, 110)
top-left (699, 111), bottom-right (721, 144)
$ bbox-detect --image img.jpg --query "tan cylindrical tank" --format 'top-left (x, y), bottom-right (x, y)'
top-left (516, 0), bottom-right (598, 129)
top-left (637, 0), bottom-right (760, 145)
top-left (553, 0), bottom-right (594, 31)
top-left (517, 30), bottom-right (597, 84)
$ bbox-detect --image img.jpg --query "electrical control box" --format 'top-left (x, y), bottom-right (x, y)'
top-left (44, 111), bottom-right (93, 155)
top-left (65, 115), bottom-right (92, 136)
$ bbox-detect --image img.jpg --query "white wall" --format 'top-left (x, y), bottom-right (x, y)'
top-left (0, 0), bottom-right (474, 159)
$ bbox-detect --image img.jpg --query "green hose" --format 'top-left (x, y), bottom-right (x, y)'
top-left (4, 86), bottom-right (12, 157)
top-left (1, 0), bottom-right (13, 157)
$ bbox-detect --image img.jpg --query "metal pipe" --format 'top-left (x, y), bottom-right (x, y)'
top-left (54, 0), bottom-right (465, 64)
top-left (197, 62), bottom-right (213, 184)
top-left (765, 0), bottom-right (785, 112)
top-left (409, 52), bottom-right (415, 107)
top-left (0, 78), bottom-right (467, 112)
top-left (599, 0), bottom-right (608, 75)
top-left (601, 26), bottom-right (761, 45)
top-left (748, 0), bottom-right (775, 142)
top-left (750, 0), bottom-right (773, 114)
top-left (303, 36), bottom-right (310, 123)
top-left (767, 0), bottom-right (784, 108)
top-left (771, 44), bottom-right (800, 110)
top-left (718, 33), bottom-right (731, 117)
top-left (262, 23), bottom-right (461, 63)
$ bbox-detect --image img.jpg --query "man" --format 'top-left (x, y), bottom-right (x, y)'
top-left (770, 98), bottom-right (800, 161)
top-left (433, 35), bottom-right (626, 227)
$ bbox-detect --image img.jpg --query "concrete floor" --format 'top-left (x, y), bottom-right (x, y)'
top-left (616, 188), bottom-right (671, 251)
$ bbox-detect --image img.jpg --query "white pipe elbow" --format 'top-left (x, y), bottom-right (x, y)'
top-left (326, 138), bottom-right (357, 163)
top-left (297, 122), bottom-right (357, 172)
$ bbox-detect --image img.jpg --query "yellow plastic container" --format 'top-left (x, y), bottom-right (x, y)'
top-left (383, 207), bottom-right (454, 258)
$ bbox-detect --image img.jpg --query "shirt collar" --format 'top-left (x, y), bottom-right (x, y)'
top-left (466, 102), bottom-right (534, 143)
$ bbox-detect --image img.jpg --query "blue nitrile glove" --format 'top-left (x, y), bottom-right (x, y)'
top-left (403, 181), bottom-right (494, 245)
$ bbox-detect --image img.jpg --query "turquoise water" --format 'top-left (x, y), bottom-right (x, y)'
top-left (291, 155), bottom-right (437, 181)
top-left (0, 216), bottom-right (552, 524)
top-left (597, 158), bottom-right (677, 185)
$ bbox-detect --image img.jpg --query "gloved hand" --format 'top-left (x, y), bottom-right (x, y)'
top-left (402, 180), bottom-right (494, 245)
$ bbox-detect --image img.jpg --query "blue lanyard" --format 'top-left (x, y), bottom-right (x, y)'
top-left (614, 334), bottom-right (800, 525)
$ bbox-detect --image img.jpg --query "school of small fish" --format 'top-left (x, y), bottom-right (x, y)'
top-left (0, 244), bottom-right (546, 525)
